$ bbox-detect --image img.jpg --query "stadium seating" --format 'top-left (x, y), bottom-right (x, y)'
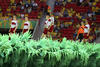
top-left (0, 0), bottom-right (47, 19)
top-left (53, 0), bottom-right (100, 42)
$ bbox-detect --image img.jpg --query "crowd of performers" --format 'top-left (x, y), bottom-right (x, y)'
top-left (9, 13), bottom-right (90, 42)
top-left (9, 13), bottom-right (54, 38)
top-left (42, 13), bottom-right (54, 38)
top-left (76, 20), bottom-right (90, 42)
top-left (9, 15), bottom-right (30, 34)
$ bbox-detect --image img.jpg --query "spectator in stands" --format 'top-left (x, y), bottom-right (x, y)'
top-left (88, 22), bottom-right (96, 42)
top-left (21, 5), bottom-right (24, 10)
top-left (59, 0), bottom-right (64, 6)
top-left (60, 22), bottom-right (65, 29)
top-left (91, 15), bottom-right (95, 21)
top-left (17, 1), bottom-right (22, 6)
top-left (54, 11), bottom-right (60, 16)
top-left (63, 9), bottom-right (69, 17)
top-left (71, 0), bottom-right (76, 2)
top-left (59, 12), bottom-right (64, 17)
top-left (64, 22), bottom-right (69, 28)
top-left (82, 1), bottom-right (89, 6)
top-left (55, 0), bottom-right (60, 6)
top-left (89, 32), bottom-right (96, 43)
top-left (88, 1), bottom-right (92, 6)
top-left (88, 12), bottom-right (93, 18)
top-left (79, 0), bottom-right (83, 3)
top-left (25, 1), bottom-right (29, 8)
top-left (67, 0), bottom-right (72, 3)
top-left (76, 22), bottom-right (85, 42)
top-left (54, 22), bottom-right (60, 33)
top-left (31, 0), bottom-right (38, 10)
top-left (28, 7), bottom-right (32, 13)
top-left (13, 2), bottom-right (17, 6)
top-left (24, 1), bottom-right (30, 13)
top-left (95, 26), bottom-right (100, 37)
top-left (90, 0), bottom-right (95, 2)
top-left (23, 0), bottom-right (27, 2)
top-left (77, 0), bottom-right (83, 6)
top-left (97, 27), bottom-right (100, 36)
top-left (20, 14), bottom-right (25, 19)
top-left (54, 27), bottom-right (60, 33)
top-left (73, 29), bottom-right (78, 41)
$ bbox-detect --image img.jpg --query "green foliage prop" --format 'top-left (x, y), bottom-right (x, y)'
top-left (0, 32), bottom-right (100, 67)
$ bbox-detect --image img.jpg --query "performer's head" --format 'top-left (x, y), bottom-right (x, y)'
top-left (25, 16), bottom-right (28, 21)
top-left (13, 15), bottom-right (16, 20)
top-left (81, 21), bottom-right (84, 26)
top-left (85, 20), bottom-right (88, 25)
top-left (51, 14), bottom-right (54, 17)
top-left (46, 13), bottom-right (50, 19)
top-left (46, 15), bottom-right (49, 19)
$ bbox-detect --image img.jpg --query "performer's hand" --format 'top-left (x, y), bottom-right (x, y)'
top-left (48, 26), bottom-right (50, 30)
top-left (87, 33), bottom-right (89, 36)
top-left (76, 36), bottom-right (78, 40)
top-left (44, 25), bottom-right (47, 28)
top-left (9, 30), bottom-right (10, 33)
top-left (9, 28), bottom-right (11, 33)
top-left (14, 30), bottom-right (15, 33)
top-left (14, 29), bottom-right (16, 33)
top-left (51, 23), bottom-right (54, 25)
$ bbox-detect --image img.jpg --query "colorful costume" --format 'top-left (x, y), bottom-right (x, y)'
top-left (84, 24), bottom-right (90, 39)
top-left (9, 20), bottom-right (18, 33)
top-left (43, 16), bottom-right (54, 34)
top-left (23, 21), bottom-right (30, 34)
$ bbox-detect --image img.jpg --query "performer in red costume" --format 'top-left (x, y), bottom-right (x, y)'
top-left (43, 13), bottom-right (54, 37)
top-left (9, 15), bottom-right (18, 40)
top-left (84, 20), bottom-right (90, 42)
top-left (9, 15), bottom-right (18, 34)
top-left (48, 14), bottom-right (54, 33)
top-left (22, 16), bottom-right (30, 34)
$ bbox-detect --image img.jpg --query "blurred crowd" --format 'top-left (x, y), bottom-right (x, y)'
top-left (50, 0), bottom-right (100, 42)
top-left (0, 0), bottom-right (47, 19)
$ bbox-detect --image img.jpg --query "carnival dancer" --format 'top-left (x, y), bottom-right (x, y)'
top-left (22, 16), bottom-right (30, 34)
top-left (9, 15), bottom-right (18, 34)
top-left (43, 13), bottom-right (54, 37)
top-left (84, 20), bottom-right (90, 42)
top-left (76, 22), bottom-right (85, 42)
top-left (9, 15), bottom-right (18, 40)
top-left (48, 14), bottom-right (54, 33)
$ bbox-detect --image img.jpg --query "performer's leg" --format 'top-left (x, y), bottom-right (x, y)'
top-left (9, 33), bottom-right (11, 40)
top-left (22, 29), bottom-right (28, 34)
top-left (48, 25), bottom-right (54, 37)
top-left (47, 32), bottom-right (50, 38)
top-left (41, 33), bottom-right (46, 38)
